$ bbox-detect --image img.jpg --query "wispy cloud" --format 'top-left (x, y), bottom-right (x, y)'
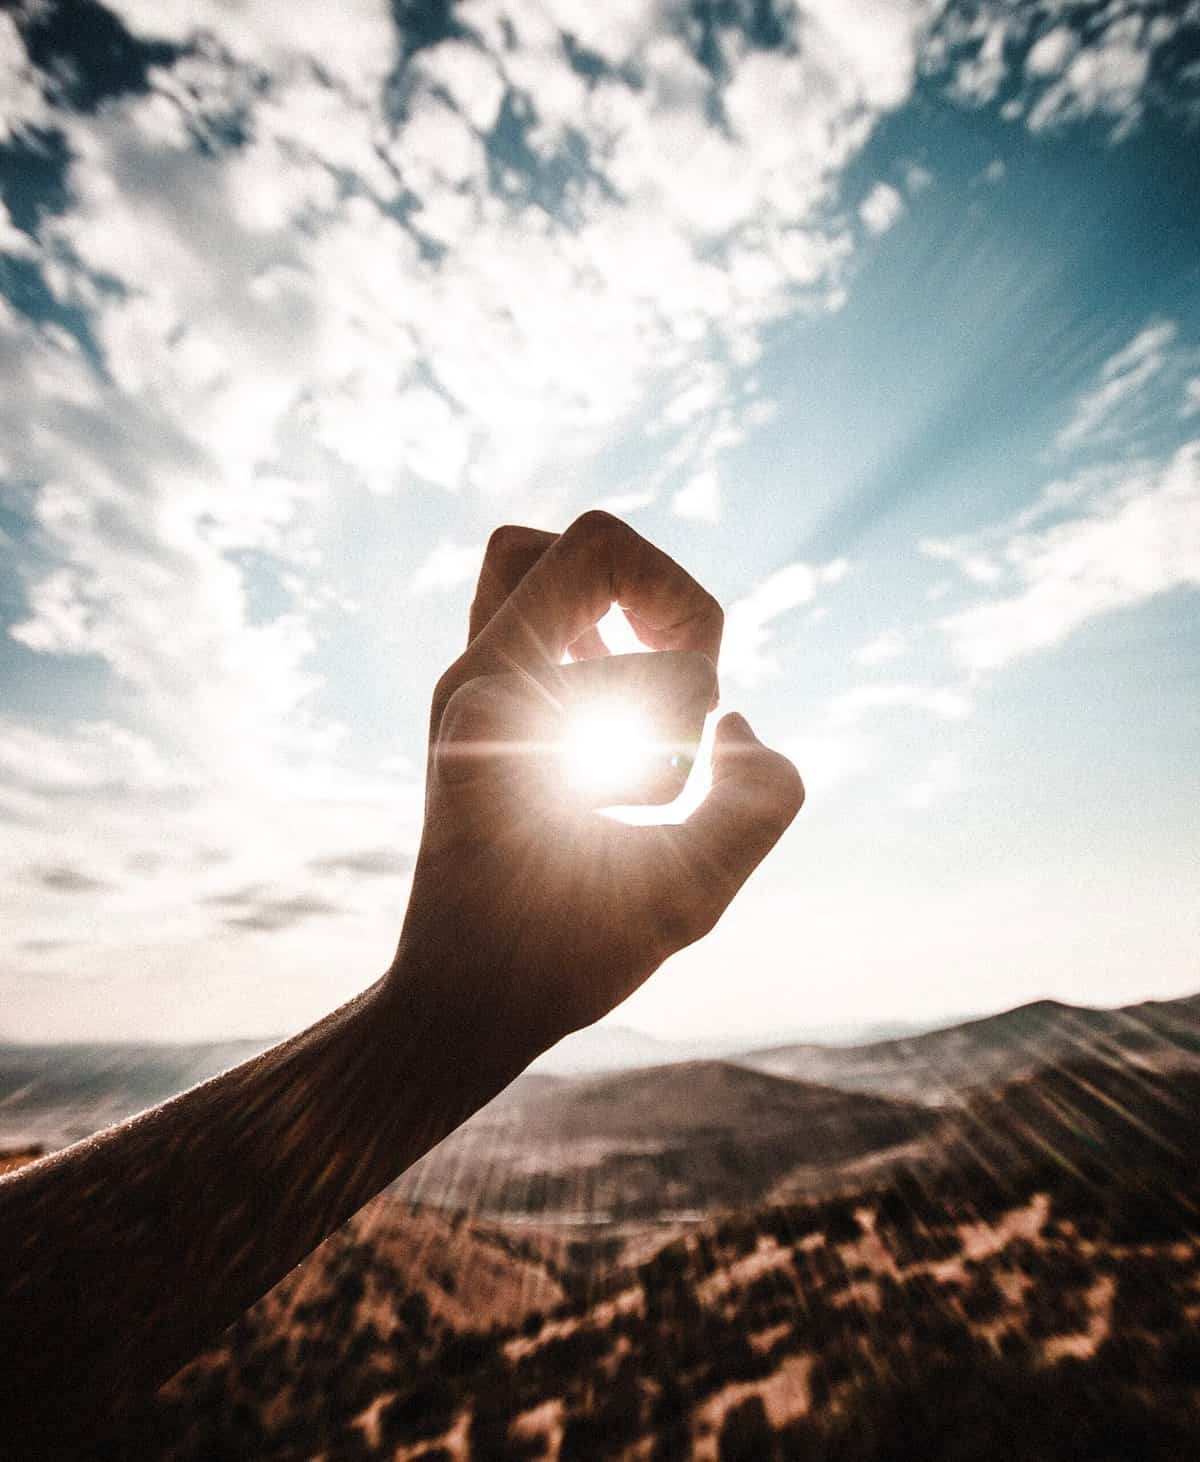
top-left (852, 629), bottom-right (910, 666)
top-left (24, 864), bottom-right (112, 894)
top-left (940, 442), bottom-right (1200, 673)
top-left (1056, 321), bottom-right (1177, 450)
top-left (308, 849), bottom-right (413, 878)
top-left (830, 682), bottom-right (973, 724)
top-left (723, 559), bottom-right (849, 684)
top-left (206, 885), bottom-right (344, 934)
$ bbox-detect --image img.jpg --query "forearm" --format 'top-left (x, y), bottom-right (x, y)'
top-left (0, 956), bottom-right (533, 1448)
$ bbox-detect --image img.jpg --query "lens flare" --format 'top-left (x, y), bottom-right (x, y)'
top-left (560, 699), bottom-right (659, 798)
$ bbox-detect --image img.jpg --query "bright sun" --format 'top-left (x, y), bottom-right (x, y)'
top-left (560, 699), bottom-right (659, 799)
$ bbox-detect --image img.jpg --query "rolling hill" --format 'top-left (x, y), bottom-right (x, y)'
top-left (739, 993), bottom-right (1200, 1104)
top-left (396, 1060), bottom-right (939, 1218)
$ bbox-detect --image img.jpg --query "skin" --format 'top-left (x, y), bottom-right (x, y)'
top-left (0, 511), bottom-right (803, 1453)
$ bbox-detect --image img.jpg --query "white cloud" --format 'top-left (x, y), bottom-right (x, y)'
top-left (592, 489), bottom-right (657, 516)
top-left (920, 537), bottom-right (1003, 584)
top-left (950, 18), bottom-right (1008, 106)
top-left (0, 11), bottom-right (47, 139)
top-left (1025, 26), bottom-right (1077, 79)
top-left (1183, 378), bottom-right (1200, 418)
top-left (852, 628), bottom-right (910, 666)
top-left (722, 558), bottom-right (849, 683)
top-left (672, 467), bottom-right (721, 522)
top-left (1026, 16), bottom-right (1152, 138)
top-left (941, 441), bottom-right (1200, 673)
top-left (1057, 321), bottom-right (1177, 449)
top-left (978, 158), bottom-right (1006, 185)
top-left (779, 729), bottom-right (873, 800)
top-left (410, 542), bottom-right (483, 595)
top-left (830, 682), bottom-right (973, 724)
top-left (859, 181), bottom-right (905, 235)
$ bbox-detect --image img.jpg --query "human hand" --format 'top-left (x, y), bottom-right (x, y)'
top-left (388, 512), bottom-right (804, 1072)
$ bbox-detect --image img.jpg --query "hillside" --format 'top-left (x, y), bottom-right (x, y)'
top-left (145, 1121), bottom-right (1200, 1461)
top-left (396, 1060), bottom-right (939, 1218)
top-left (0, 1039), bottom-right (275, 1149)
top-left (739, 993), bottom-right (1200, 1104)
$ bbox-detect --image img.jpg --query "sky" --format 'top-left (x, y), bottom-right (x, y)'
top-left (1, 0), bottom-right (1198, 1046)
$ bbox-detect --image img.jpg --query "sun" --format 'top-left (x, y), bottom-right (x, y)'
top-left (560, 698), bottom-right (660, 801)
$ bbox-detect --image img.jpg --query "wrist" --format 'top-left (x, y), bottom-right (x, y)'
top-left (374, 940), bottom-right (545, 1120)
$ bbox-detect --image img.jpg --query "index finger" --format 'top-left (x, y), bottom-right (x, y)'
top-left (472, 511), bottom-right (723, 702)
top-left (467, 524), bottom-right (611, 659)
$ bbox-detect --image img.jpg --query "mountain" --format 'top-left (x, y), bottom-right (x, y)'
top-left (0, 1039), bottom-right (276, 1149)
top-left (396, 1060), bottom-right (938, 1218)
top-left (738, 993), bottom-right (1200, 1104)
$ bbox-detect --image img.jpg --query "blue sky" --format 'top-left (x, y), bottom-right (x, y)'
top-left (1, 0), bottom-right (1198, 1043)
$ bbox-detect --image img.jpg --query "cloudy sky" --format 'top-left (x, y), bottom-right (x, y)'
top-left (1, 0), bottom-right (1198, 1045)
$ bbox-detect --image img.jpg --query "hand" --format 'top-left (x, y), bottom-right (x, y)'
top-left (388, 512), bottom-right (804, 1071)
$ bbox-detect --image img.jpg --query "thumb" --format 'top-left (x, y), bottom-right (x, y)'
top-left (661, 712), bottom-right (804, 940)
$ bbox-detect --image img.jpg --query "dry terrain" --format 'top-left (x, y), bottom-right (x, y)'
top-left (4, 993), bottom-right (1200, 1459)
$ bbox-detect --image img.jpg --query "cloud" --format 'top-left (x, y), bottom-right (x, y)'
top-left (928, 3), bottom-right (1198, 140)
top-left (830, 682), bottom-right (973, 724)
top-left (1056, 321), bottom-right (1178, 450)
top-left (308, 849), bottom-right (413, 878)
top-left (25, 864), bottom-right (112, 894)
top-left (1025, 26), bottom-right (1077, 79)
top-left (859, 181), bottom-right (905, 235)
top-left (949, 17), bottom-right (1008, 106)
top-left (940, 441), bottom-right (1200, 673)
top-left (723, 558), bottom-right (849, 684)
top-left (1026, 16), bottom-right (1151, 138)
top-left (1183, 379), bottom-right (1200, 418)
top-left (206, 886), bottom-right (344, 934)
top-left (852, 629), bottom-right (910, 666)
top-left (671, 467), bottom-right (721, 522)
top-left (779, 729), bottom-right (873, 800)
top-left (920, 538), bottom-right (1003, 585)
top-left (410, 542), bottom-right (483, 596)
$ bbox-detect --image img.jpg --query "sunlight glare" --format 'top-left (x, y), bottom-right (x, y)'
top-left (561, 699), bottom-right (658, 798)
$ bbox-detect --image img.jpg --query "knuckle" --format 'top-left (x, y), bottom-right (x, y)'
top-left (485, 523), bottom-right (532, 563)
top-left (568, 508), bottom-right (626, 548)
top-left (676, 648), bottom-right (718, 698)
top-left (430, 666), bottom-right (463, 720)
top-left (767, 751), bottom-right (805, 820)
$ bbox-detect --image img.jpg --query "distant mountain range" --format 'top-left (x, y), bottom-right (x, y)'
top-left (738, 991), bottom-right (1200, 1103)
top-left (5, 992), bottom-right (1200, 1221)
top-left (0, 1038), bottom-right (273, 1150)
top-left (397, 1059), bottom-right (939, 1217)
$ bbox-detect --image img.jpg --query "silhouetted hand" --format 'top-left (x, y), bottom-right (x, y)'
top-left (388, 512), bottom-right (804, 1069)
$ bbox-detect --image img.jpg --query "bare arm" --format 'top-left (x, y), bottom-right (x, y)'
top-left (0, 512), bottom-right (803, 1450)
top-left (0, 969), bottom-right (530, 1449)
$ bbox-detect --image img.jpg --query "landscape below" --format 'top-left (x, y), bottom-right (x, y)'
top-left (3, 992), bottom-right (1199, 1459)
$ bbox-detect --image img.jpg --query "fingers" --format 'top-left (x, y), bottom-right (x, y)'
top-left (468, 526), bottom-right (557, 645)
top-left (653, 713), bottom-right (803, 948)
top-left (473, 511), bottom-right (723, 703)
top-left (434, 673), bottom-right (550, 798)
top-left (567, 625), bottom-right (610, 661)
